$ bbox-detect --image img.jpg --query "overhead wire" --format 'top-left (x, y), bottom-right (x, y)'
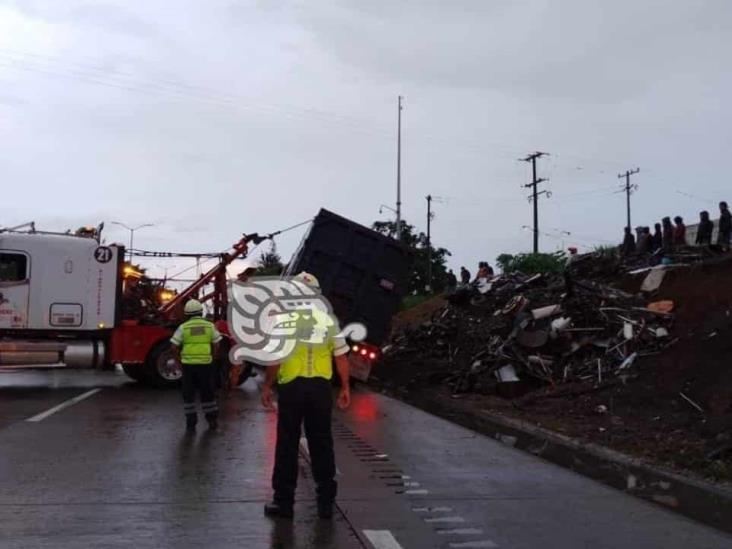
top-left (0, 47), bottom-right (630, 168)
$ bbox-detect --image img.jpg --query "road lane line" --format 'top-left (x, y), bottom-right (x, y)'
top-left (26, 389), bottom-right (102, 422)
top-left (437, 528), bottom-right (484, 535)
top-left (425, 516), bottom-right (466, 523)
top-left (448, 541), bottom-right (498, 548)
top-left (363, 530), bottom-right (404, 549)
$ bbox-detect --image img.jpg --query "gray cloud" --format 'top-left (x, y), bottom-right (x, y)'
top-left (298, 1), bottom-right (732, 101)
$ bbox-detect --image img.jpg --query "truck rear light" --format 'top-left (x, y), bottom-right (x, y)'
top-left (360, 348), bottom-right (367, 356)
top-left (352, 345), bottom-right (360, 352)
top-left (368, 352), bottom-right (377, 360)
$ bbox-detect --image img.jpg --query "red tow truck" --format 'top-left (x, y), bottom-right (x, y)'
top-left (0, 225), bottom-right (264, 386)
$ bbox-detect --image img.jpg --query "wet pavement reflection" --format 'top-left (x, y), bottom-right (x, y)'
top-left (1, 370), bottom-right (730, 548)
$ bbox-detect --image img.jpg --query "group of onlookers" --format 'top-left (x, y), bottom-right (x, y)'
top-left (446, 262), bottom-right (495, 290)
top-left (622, 201), bottom-right (731, 255)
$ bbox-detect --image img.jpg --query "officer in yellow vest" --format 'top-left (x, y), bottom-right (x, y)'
top-left (262, 272), bottom-right (351, 519)
top-left (170, 299), bottom-right (222, 431)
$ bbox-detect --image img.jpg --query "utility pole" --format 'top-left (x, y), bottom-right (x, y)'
top-left (426, 194), bottom-right (432, 293)
top-left (521, 152), bottom-right (549, 254)
top-left (395, 95), bottom-right (403, 241)
top-left (618, 168), bottom-right (640, 231)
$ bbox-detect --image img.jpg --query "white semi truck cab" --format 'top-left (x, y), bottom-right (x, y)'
top-left (0, 229), bottom-right (121, 368)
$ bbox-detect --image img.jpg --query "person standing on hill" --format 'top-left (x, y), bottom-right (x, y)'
top-left (651, 223), bottom-right (663, 252)
top-left (459, 266), bottom-right (471, 285)
top-left (636, 227), bottom-right (652, 254)
top-left (621, 227), bottom-right (636, 256)
top-left (673, 216), bottom-right (687, 246)
top-left (696, 211), bottom-right (714, 246)
top-left (718, 201), bottom-right (731, 251)
top-left (662, 217), bottom-right (674, 251)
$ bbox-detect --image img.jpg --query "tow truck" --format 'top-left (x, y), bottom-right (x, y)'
top-left (0, 222), bottom-right (264, 386)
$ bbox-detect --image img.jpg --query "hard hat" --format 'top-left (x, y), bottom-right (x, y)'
top-left (293, 271), bottom-right (320, 290)
top-left (184, 299), bottom-right (204, 315)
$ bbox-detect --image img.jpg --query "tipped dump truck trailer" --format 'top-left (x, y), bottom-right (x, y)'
top-left (285, 209), bottom-right (412, 380)
top-left (0, 226), bottom-right (261, 386)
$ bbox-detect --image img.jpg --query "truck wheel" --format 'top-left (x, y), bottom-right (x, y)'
top-left (122, 364), bottom-right (147, 383)
top-left (146, 341), bottom-right (181, 388)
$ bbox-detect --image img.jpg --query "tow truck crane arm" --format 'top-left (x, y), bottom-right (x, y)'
top-left (159, 233), bottom-right (269, 321)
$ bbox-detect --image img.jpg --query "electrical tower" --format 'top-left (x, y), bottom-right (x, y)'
top-left (521, 152), bottom-right (550, 253)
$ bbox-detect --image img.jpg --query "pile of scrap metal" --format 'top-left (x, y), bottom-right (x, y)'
top-left (384, 269), bottom-right (676, 397)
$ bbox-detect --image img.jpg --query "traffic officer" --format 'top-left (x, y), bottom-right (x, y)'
top-left (170, 299), bottom-right (222, 431)
top-left (261, 272), bottom-right (351, 520)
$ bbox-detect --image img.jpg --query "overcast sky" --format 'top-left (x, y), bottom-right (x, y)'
top-left (1, 0), bottom-right (731, 279)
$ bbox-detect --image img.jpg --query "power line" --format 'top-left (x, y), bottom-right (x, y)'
top-left (0, 47), bottom-right (634, 170)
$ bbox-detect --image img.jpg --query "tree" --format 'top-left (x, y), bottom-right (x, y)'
top-left (257, 241), bottom-right (284, 276)
top-left (496, 251), bottom-right (566, 275)
top-left (372, 219), bottom-right (452, 295)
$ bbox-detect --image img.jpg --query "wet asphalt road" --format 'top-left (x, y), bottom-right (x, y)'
top-left (1, 370), bottom-right (731, 549)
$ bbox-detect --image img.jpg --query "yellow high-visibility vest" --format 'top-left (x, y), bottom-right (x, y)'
top-left (278, 325), bottom-right (349, 385)
top-left (170, 317), bottom-right (221, 365)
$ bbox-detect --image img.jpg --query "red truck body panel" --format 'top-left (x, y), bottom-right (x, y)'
top-left (109, 323), bottom-right (173, 365)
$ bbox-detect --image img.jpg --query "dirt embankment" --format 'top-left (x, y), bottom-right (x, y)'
top-left (375, 260), bottom-right (732, 481)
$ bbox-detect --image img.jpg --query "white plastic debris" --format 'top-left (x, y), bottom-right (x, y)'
top-left (531, 304), bottom-right (562, 320)
top-left (640, 267), bottom-right (667, 292)
top-left (623, 321), bottom-right (634, 340)
top-left (495, 364), bottom-right (520, 382)
top-left (477, 279), bottom-right (493, 294)
top-left (616, 352), bottom-right (638, 372)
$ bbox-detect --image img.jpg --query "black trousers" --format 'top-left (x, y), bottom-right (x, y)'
top-left (181, 363), bottom-right (218, 420)
top-left (272, 377), bottom-right (337, 505)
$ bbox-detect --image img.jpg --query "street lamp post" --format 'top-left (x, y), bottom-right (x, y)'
top-left (111, 221), bottom-right (154, 260)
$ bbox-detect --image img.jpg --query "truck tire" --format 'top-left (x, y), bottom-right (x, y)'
top-left (122, 364), bottom-right (147, 383)
top-left (146, 341), bottom-right (181, 388)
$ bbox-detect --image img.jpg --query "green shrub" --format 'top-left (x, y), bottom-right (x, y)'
top-left (496, 251), bottom-right (566, 275)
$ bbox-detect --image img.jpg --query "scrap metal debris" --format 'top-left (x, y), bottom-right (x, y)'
top-left (384, 263), bottom-right (676, 397)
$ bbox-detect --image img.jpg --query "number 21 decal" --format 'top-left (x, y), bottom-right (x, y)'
top-left (94, 246), bottom-right (113, 264)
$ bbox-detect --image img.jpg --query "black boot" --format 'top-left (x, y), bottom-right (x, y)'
top-left (185, 414), bottom-right (197, 432)
top-left (317, 501), bottom-right (334, 519)
top-left (264, 501), bottom-right (294, 518)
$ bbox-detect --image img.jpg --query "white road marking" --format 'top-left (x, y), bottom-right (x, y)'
top-left (403, 481), bottom-right (421, 487)
top-left (448, 541), bottom-right (498, 548)
top-left (26, 389), bottom-right (102, 422)
top-left (437, 528), bottom-right (484, 535)
top-left (412, 506), bottom-right (453, 513)
top-left (405, 489), bottom-right (429, 495)
top-left (425, 516), bottom-right (466, 524)
top-left (363, 530), bottom-right (404, 549)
